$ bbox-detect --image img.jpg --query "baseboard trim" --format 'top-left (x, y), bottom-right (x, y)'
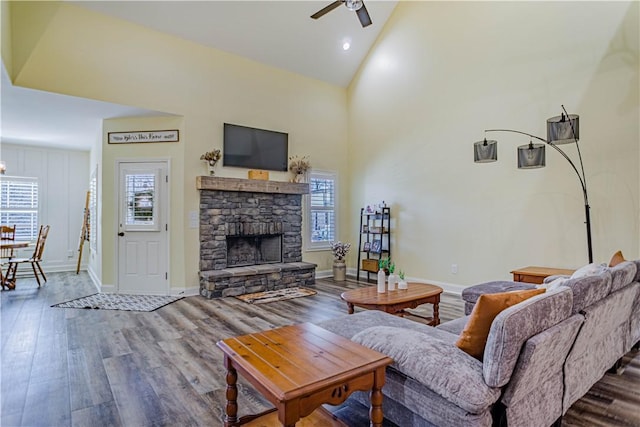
top-left (86, 266), bottom-right (101, 293)
top-left (316, 269), bottom-right (333, 279)
top-left (170, 286), bottom-right (200, 297)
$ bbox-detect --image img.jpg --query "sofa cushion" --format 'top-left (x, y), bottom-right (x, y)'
top-left (500, 314), bottom-right (584, 427)
top-left (436, 315), bottom-right (469, 335)
top-left (562, 271), bottom-right (612, 313)
top-left (538, 276), bottom-right (568, 290)
top-left (483, 287), bottom-right (573, 388)
top-left (570, 262), bottom-right (608, 279)
top-left (501, 314), bottom-right (584, 405)
top-left (634, 259), bottom-right (640, 283)
top-left (609, 261), bottom-right (637, 293)
top-left (315, 309), bottom-right (458, 344)
top-left (461, 281), bottom-right (535, 306)
top-left (609, 250), bottom-right (626, 267)
top-left (456, 288), bottom-right (545, 360)
top-left (563, 284), bottom-right (637, 411)
top-left (351, 326), bottom-right (501, 414)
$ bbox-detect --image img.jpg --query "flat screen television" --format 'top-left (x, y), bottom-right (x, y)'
top-left (223, 123), bottom-right (288, 171)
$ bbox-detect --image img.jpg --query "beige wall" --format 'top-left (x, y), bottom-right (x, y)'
top-left (347, 1), bottom-right (639, 287)
top-left (8, 2), bottom-right (348, 292)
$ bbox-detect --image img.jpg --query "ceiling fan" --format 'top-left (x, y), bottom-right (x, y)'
top-left (311, 0), bottom-right (372, 28)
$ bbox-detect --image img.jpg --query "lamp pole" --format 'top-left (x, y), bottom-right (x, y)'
top-left (484, 128), bottom-right (593, 263)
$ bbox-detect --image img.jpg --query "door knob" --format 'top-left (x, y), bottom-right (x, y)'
top-left (118, 232), bottom-right (125, 236)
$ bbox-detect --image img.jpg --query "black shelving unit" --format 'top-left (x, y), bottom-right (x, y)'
top-left (356, 207), bottom-right (391, 282)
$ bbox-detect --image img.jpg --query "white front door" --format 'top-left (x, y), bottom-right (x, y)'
top-left (117, 161), bottom-right (169, 295)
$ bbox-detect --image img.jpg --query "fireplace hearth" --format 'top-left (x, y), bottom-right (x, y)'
top-left (197, 177), bottom-right (316, 298)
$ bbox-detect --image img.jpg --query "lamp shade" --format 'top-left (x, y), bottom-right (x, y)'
top-left (474, 139), bottom-right (497, 163)
top-left (517, 142), bottom-right (545, 169)
top-left (547, 114), bottom-right (579, 144)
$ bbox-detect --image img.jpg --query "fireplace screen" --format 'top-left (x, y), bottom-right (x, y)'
top-left (226, 234), bottom-right (282, 267)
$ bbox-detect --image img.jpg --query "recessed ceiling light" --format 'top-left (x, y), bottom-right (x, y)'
top-left (342, 41), bottom-right (351, 51)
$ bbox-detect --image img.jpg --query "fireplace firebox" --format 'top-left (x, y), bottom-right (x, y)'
top-left (226, 234), bottom-right (282, 267)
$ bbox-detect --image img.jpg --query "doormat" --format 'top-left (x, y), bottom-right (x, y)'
top-left (235, 287), bottom-right (317, 304)
top-left (52, 293), bottom-right (183, 312)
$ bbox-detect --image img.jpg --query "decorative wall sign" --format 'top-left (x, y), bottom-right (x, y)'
top-left (108, 130), bottom-right (179, 144)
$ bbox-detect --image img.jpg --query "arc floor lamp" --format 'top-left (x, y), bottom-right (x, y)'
top-left (473, 105), bottom-right (593, 263)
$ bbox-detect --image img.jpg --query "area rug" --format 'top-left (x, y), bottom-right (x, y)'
top-left (52, 293), bottom-right (183, 312)
top-left (235, 287), bottom-right (317, 304)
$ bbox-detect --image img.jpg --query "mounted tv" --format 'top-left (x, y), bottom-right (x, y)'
top-left (223, 123), bottom-right (288, 172)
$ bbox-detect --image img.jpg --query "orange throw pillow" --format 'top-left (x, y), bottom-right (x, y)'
top-left (609, 250), bottom-right (626, 267)
top-left (456, 288), bottom-right (545, 360)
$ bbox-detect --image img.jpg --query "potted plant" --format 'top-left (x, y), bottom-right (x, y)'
top-left (288, 155), bottom-right (311, 183)
top-left (377, 258), bottom-right (390, 293)
top-left (398, 270), bottom-right (408, 289)
top-left (330, 241), bottom-right (351, 282)
top-left (201, 149), bottom-right (222, 175)
top-left (387, 261), bottom-right (397, 291)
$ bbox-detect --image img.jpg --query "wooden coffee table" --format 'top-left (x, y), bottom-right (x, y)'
top-left (341, 283), bottom-right (443, 326)
top-left (217, 323), bottom-right (393, 427)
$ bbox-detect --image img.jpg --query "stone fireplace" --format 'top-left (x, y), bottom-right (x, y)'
top-left (197, 176), bottom-right (316, 298)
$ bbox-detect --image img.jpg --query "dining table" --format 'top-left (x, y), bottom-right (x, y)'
top-left (1, 240), bottom-right (30, 290)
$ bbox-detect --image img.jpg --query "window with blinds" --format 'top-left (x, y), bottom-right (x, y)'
top-left (308, 171), bottom-right (337, 249)
top-left (0, 176), bottom-right (39, 241)
top-left (125, 173), bottom-right (156, 228)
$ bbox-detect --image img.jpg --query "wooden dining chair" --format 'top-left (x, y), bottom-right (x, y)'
top-left (1, 224), bottom-right (16, 240)
top-left (1, 225), bottom-right (17, 259)
top-left (5, 225), bottom-right (50, 287)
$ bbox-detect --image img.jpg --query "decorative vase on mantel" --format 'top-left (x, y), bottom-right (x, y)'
top-left (207, 161), bottom-right (218, 176)
top-left (293, 172), bottom-right (305, 183)
top-left (333, 259), bottom-right (346, 282)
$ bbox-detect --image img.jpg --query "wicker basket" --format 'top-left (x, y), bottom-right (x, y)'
top-left (362, 259), bottom-right (379, 272)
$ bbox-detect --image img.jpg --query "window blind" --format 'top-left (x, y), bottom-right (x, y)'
top-left (0, 176), bottom-right (39, 241)
top-left (309, 173), bottom-right (336, 247)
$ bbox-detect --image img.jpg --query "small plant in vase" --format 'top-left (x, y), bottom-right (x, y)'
top-left (377, 258), bottom-right (390, 293)
top-left (288, 155), bottom-right (311, 183)
top-left (398, 270), bottom-right (408, 289)
top-left (378, 258), bottom-right (390, 274)
top-left (330, 241), bottom-right (351, 282)
top-left (201, 149), bottom-right (222, 176)
top-left (387, 261), bottom-right (397, 291)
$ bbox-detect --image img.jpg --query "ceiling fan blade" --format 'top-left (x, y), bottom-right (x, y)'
top-left (356, 2), bottom-right (372, 27)
top-left (311, 1), bottom-right (343, 19)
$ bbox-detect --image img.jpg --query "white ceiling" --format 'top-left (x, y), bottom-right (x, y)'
top-left (1, 65), bottom-right (169, 150)
top-left (1, 1), bottom-right (397, 151)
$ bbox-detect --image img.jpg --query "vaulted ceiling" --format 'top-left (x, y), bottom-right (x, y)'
top-left (1, 1), bottom-right (397, 150)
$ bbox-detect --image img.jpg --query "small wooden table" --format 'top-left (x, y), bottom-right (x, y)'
top-left (1, 240), bottom-right (29, 290)
top-left (510, 266), bottom-right (575, 285)
top-left (340, 283), bottom-right (443, 326)
top-left (217, 323), bottom-right (393, 427)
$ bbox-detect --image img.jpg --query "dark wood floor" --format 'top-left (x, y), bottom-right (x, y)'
top-left (1, 272), bottom-right (638, 426)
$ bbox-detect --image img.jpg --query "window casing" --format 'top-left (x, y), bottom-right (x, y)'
top-left (0, 176), bottom-right (39, 241)
top-left (307, 171), bottom-right (337, 250)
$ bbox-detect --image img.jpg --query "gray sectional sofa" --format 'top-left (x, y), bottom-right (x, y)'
top-left (463, 259), bottom-right (640, 416)
top-left (316, 259), bottom-right (640, 427)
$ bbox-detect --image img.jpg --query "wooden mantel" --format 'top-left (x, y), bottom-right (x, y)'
top-left (196, 176), bottom-right (309, 195)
